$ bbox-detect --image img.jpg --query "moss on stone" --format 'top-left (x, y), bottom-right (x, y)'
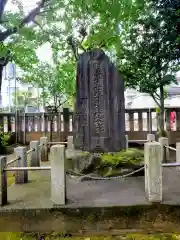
top-left (68, 148), bottom-right (144, 176)
top-left (100, 148), bottom-right (144, 166)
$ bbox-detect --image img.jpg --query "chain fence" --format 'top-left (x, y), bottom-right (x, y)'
top-left (66, 166), bottom-right (145, 180)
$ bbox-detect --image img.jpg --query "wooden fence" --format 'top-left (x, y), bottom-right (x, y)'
top-left (0, 107), bottom-right (180, 145)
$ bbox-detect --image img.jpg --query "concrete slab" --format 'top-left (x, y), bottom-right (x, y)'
top-left (0, 161), bottom-right (180, 210)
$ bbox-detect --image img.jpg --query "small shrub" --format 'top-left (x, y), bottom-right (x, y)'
top-left (100, 148), bottom-right (144, 167)
top-left (156, 129), bottom-right (167, 137)
top-left (0, 131), bottom-right (11, 154)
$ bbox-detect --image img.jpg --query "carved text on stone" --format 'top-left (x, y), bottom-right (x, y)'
top-left (90, 61), bottom-right (105, 135)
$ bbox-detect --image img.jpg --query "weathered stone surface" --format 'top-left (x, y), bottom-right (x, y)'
top-left (74, 48), bottom-right (125, 153)
top-left (66, 150), bottom-right (98, 173)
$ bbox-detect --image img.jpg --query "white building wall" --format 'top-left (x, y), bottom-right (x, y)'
top-left (1, 63), bottom-right (40, 108)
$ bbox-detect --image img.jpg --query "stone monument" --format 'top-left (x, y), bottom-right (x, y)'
top-left (73, 48), bottom-right (125, 153)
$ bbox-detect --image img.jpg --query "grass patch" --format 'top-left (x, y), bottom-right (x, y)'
top-left (6, 172), bottom-right (15, 186)
top-left (0, 154), bottom-right (31, 187)
top-left (1, 233), bottom-right (180, 239)
top-left (0, 170), bottom-right (15, 187)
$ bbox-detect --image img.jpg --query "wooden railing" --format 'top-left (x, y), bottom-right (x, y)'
top-left (0, 107), bottom-right (180, 144)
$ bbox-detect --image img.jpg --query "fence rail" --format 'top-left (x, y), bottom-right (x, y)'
top-left (0, 107), bottom-right (180, 145)
top-left (162, 162), bottom-right (180, 167)
top-left (48, 142), bottom-right (67, 145)
top-left (164, 145), bottom-right (176, 152)
top-left (7, 157), bottom-right (20, 166)
top-left (5, 166), bottom-right (51, 171)
top-left (26, 148), bottom-right (35, 154)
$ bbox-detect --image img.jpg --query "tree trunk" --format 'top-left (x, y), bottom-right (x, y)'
top-left (158, 84), bottom-right (166, 136)
top-left (50, 115), bottom-right (54, 142)
top-left (0, 65), bottom-right (3, 106)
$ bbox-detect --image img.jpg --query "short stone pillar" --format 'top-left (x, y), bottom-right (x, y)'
top-left (147, 134), bottom-right (155, 142)
top-left (67, 136), bottom-right (74, 150)
top-left (0, 156), bottom-right (7, 206)
top-left (14, 146), bottom-right (28, 184)
top-left (125, 135), bottom-right (128, 150)
top-left (144, 142), bottom-right (162, 202)
top-left (40, 137), bottom-right (48, 162)
top-left (176, 142), bottom-right (180, 172)
top-left (50, 144), bottom-right (65, 205)
top-left (30, 140), bottom-right (40, 167)
top-left (159, 137), bottom-right (169, 162)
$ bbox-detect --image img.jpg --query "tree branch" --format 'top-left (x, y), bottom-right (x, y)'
top-left (154, 92), bottom-right (160, 100)
top-left (0, 0), bottom-right (49, 41)
top-left (57, 99), bottom-right (67, 109)
top-left (33, 20), bottom-right (43, 29)
top-left (150, 93), bottom-right (160, 108)
top-left (0, 0), bottom-right (8, 21)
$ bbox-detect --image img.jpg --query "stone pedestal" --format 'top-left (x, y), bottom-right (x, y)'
top-left (74, 49), bottom-right (125, 153)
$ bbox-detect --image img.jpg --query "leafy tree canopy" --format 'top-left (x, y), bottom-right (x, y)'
top-left (0, 0), bottom-right (146, 100)
top-left (115, 0), bottom-right (180, 134)
top-left (117, 0), bottom-right (180, 98)
top-left (22, 58), bottom-right (76, 110)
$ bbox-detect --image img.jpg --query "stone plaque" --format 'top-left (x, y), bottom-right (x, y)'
top-left (74, 48), bottom-right (125, 152)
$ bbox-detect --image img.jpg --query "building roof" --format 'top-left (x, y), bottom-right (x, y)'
top-left (167, 78), bottom-right (180, 96)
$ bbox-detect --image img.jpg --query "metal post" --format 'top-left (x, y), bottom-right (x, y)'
top-left (0, 156), bottom-right (7, 206)
top-left (14, 146), bottom-right (28, 184)
top-left (148, 108), bottom-right (151, 133)
top-left (159, 137), bottom-right (169, 162)
top-left (8, 76), bottom-right (11, 112)
top-left (23, 112), bottom-right (26, 145)
top-left (30, 140), bottom-right (40, 167)
top-left (125, 135), bottom-right (128, 150)
top-left (176, 142), bottom-right (180, 172)
top-left (67, 136), bottom-right (74, 150)
top-left (14, 67), bottom-right (17, 143)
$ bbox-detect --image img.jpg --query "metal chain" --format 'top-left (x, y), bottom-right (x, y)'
top-left (66, 166), bottom-right (145, 180)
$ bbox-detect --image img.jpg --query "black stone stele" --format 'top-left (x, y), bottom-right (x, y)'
top-left (73, 48), bottom-right (126, 153)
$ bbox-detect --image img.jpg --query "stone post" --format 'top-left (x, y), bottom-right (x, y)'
top-left (14, 146), bottom-right (28, 184)
top-left (0, 156), bottom-right (7, 206)
top-left (144, 142), bottom-right (162, 202)
top-left (147, 133), bottom-right (155, 142)
top-left (176, 142), bottom-right (180, 172)
top-left (67, 136), bottom-right (74, 150)
top-left (159, 137), bottom-right (169, 162)
top-left (30, 140), bottom-right (40, 167)
top-left (40, 136), bottom-right (48, 162)
top-left (50, 144), bottom-right (66, 205)
top-left (125, 135), bottom-right (128, 150)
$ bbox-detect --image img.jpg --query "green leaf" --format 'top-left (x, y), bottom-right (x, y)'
top-left (162, 74), bottom-right (177, 85)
